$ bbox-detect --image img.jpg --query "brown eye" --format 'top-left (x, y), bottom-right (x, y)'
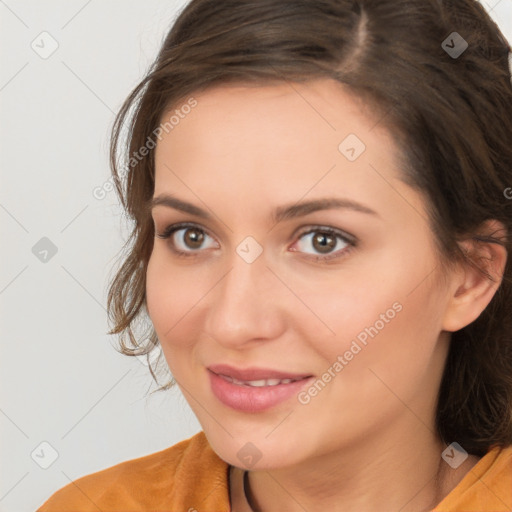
top-left (182, 228), bottom-right (205, 249)
top-left (291, 226), bottom-right (355, 261)
top-left (312, 232), bottom-right (337, 254)
top-left (156, 223), bottom-right (218, 256)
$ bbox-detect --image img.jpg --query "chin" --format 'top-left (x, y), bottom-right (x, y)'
top-left (204, 428), bottom-right (306, 471)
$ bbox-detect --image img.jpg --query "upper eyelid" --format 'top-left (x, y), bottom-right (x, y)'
top-left (156, 221), bottom-right (356, 245)
top-left (157, 221), bottom-right (216, 239)
top-left (155, 222), bottom-right (220, 248)
top-left (297, 225), bottom-right (355, 241)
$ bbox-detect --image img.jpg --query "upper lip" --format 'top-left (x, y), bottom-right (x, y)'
top-left (208, 364), bottom-right (313, 381)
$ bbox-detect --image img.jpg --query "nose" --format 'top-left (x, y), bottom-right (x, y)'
top-left (204, 249), bottom-right (287, 349)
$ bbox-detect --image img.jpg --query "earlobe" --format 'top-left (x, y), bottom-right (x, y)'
top-left (441, 220), bottom-right (508, 333)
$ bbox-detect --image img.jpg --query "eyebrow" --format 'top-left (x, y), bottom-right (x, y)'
top-left (148, 194), bottom-right (380, 223)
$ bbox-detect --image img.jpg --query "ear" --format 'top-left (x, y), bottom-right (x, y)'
top-left (441, 219), bottom-right (508, 333)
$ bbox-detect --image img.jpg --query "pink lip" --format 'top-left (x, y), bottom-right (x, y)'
top-left (208, 363), bottom-right (312, 381)
top-left (207, 365), bottom-right (314, 413)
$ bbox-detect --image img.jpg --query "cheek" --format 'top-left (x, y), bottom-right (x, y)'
top-left (146, 254), bottom-right (170, 331)
top-left (299, 259), bottom-right (446, 400)
top-left (287, 268), bottom-right (402, 362)
top-left (145, 249), bottom-right (220, 363)
top-left (145, 253), bottom-right (197, 345)
top-left (318, 282), bottom-right (445, 417)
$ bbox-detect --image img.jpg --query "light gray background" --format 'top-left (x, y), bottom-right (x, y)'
top-left (1, 1), bottom-right (511, 511)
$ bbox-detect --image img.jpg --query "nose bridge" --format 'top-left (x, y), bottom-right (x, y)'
top-left (205, 245), bottom-right (285, 345)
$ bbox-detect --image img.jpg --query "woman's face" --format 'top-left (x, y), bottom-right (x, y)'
top-left (146, 79), bottom-right (456, 470)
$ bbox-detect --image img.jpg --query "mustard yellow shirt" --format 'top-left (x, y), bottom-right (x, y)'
top-left (37, 431), bottom-right (512, 511)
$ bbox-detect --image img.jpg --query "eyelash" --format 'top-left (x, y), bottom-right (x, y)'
top-left (155, 222), bottom-right (357, 262)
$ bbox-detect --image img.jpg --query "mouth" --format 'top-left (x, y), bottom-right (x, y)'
top-left (207, 363), bottom-right (313, 382)
top-left (215, 374), bottom-right (310, 387)
top-left (207, 364), bottom-right (314, 412)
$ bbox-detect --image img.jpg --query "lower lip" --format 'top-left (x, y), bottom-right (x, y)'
top-left (208, 370), bottom-right (313, 413)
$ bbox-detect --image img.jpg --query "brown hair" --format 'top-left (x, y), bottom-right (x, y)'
top-left (107, 0), bottom-right (512, 456)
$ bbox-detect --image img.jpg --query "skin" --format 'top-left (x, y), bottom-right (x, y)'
top-left (146, 79), bottom-right (507, 512)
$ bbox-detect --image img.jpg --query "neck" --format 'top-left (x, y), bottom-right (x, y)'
top-left (240, 419), bottom-right (478, 512)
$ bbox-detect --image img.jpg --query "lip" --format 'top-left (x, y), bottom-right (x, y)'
top-left (208, 365), bottom-right (314, 413)
top-left (208, 363), bottom-right (312, 381)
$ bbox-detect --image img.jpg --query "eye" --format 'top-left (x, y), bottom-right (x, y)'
top-left (290, 226), bottom-right (356, 261)
top-left (155, 222), bottom-right (356, 262)
top-left (155, 222), bottom-right (218, 256)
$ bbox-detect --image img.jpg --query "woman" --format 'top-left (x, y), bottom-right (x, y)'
top-left (38, 0), bottom-right (512, 510)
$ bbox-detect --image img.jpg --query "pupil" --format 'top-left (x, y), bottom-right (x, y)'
top-left (185, 229), bottom-right (204, 249)
top-left (313, 233), bottom-right (335, 254)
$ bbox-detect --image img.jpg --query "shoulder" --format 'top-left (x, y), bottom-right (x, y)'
top-left (36, 431), bottom-right (230, 512)
top-left (435, 444), bottom-right (512, 511)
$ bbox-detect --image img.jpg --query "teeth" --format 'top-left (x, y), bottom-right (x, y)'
top-left (242, 379), bottom-right (269, 387)
top-left (219, 375), bottom-right (299, 387)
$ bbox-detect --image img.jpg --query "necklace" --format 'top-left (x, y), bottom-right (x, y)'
top-left (243, 470), bottom-right (256, 511)
top-left (230, 465), bottom-right (255, 512)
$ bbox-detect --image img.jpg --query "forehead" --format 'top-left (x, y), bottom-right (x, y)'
top-left (156, 79), bottom-right (383, 160)
top-left (152, 79), bottom-right (427, 226)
